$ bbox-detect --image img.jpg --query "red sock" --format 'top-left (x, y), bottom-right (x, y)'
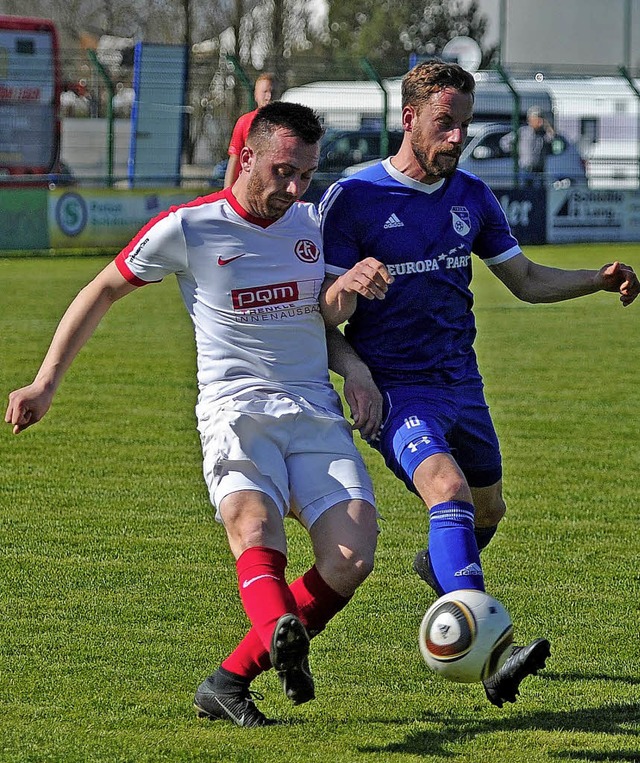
top-left (290, 565), bottom-right (350, 634)
top-left (222, 565), bottom-right (350, 680)
top-left (236, 546), bottom-right (297, 652)
top-left (221, 631), bottom-right (272, 679)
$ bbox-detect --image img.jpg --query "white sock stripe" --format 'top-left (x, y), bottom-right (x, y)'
top-left (430, 507), bottom-right (475, 522)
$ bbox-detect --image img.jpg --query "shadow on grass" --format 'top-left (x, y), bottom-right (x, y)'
top-left (358, 702), bottom-right (639, 759)
top-left (555, 754), bottom-right (640, 762)
top-left (543, 671), bottom-right (640, 686)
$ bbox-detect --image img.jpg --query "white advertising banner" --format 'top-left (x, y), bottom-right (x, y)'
top-left (49, 188), bottom-right (205, 248)
top-left (548, 188), bottom-right (640, 243)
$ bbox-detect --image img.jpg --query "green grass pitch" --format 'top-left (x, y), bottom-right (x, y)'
top-left (1, 244), bottom-right (638, 762)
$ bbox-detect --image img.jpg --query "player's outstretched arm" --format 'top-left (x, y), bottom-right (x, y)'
top-left (5, 261), bottom-right (136, 434)
top-left (326, 327), bottom-right (382, 441)
top-left (320, 258), bottom-right (394, 327)
top-left (490, 253), bottom-right (639, 306)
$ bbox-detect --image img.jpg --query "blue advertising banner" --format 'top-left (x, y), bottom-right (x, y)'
top-left (492, 188), bottom-right (546, 246)
top-left (128, 43), bottom-right (188, 187)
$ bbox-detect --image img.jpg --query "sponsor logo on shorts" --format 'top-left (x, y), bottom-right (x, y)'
top-left (232, 281), bottom-right (299, 309)
top-left (407, 435), bottom-right (432, 453)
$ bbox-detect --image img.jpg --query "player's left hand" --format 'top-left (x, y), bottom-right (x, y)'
top-left (596, 261), bottom-right (639, 306)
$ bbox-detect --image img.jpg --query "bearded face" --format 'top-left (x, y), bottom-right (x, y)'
top-left (240, 130), bottom-right (319, 220)
top-left (407, 89), bottom-right (474, 183)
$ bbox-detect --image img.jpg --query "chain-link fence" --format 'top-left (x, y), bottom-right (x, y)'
top-left (5, 46), bottom-right (640, 191)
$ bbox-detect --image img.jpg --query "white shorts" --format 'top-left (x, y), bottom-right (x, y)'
top-left (196, 390), bottom-right (375, 530)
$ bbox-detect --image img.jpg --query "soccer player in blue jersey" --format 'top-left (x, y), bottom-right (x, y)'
top-left (318, 59), bottom-right (639, 707)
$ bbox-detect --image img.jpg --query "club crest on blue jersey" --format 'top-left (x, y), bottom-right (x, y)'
top-left (450, 206), bottom-right (471, 237)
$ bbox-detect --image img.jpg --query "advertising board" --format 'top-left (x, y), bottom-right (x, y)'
top-left (548, 188), bottom-right (640, 243)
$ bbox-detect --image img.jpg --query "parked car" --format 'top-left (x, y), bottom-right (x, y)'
top-left (315, 128), bottom-right (403, 178)
top-left (584, 140), bottom-right (640, 189)
top-left (341, 123), bottom-right (587, 190)
top-left (458, 122), bottom-right (587, 189)
top-left (211, 127), bottom-right (404, 198)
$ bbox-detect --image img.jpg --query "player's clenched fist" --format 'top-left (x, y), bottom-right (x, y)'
top-left (5, 383), bottom-right (53, 434)
top-left (595, 261), bottom-right (639, 306)
top-left (336, 257), bottom-right (394, 301)
top-left (320, 258), bottom-right (394, 327)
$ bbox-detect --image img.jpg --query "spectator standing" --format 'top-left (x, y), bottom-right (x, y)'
top-left (502, 105), bottom-right (556, 185)
top-left (224, 73), bottom-right (275, 187)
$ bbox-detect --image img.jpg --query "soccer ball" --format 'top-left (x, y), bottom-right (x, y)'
top-left (418, 589), bottom-right (513, 683)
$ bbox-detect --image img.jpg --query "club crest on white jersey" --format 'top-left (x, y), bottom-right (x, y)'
top-left (295, 239), bottom-right (321, 263)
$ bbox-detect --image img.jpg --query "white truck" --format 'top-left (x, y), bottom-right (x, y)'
top-left (281, 75), bottom-right (553, 130)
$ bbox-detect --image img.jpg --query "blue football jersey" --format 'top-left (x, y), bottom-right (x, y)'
top-left (320, 158), bottom-right (522, 387)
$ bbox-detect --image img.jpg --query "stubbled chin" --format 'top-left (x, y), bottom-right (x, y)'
top-left (437, 156), bottom-right (459, 177)
top-left (268, 198), bottom-right (295, 216)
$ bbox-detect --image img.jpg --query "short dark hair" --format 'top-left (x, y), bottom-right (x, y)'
top-left (402, 59), bottom-right (476, 110)
top-left (247, 101), bottom-right (324, 147)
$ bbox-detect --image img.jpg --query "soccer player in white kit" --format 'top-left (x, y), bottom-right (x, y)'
top-left (5, 102), bottom-right (378, 727)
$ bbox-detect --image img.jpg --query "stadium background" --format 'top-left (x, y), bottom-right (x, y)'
top-left (2, 5), bottom-right (639, 760)
top-left (2, 0), bottom-right (640, 250)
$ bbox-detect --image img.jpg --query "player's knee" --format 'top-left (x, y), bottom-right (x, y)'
top-left (415, 453), bottom-right (477, 504)
top-left (219, 494), bottom-right (285, 556)
top-left (321, 546), bottom-right (375, 595)
top-left (415, 470), bottom-right (471, 505)
top-left (476, 496), bottom-right (506, 527)
top-left (344, 546), bottom-right (375, 586)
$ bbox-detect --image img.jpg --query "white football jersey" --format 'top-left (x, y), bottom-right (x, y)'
top-left (116, 188), bottom-right (338, 411)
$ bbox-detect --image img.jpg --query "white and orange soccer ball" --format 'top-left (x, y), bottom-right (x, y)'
top-left (419, 589), bottom-right (514, 683)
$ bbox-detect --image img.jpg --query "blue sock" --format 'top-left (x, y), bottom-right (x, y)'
top-left (428, 500), bottom-right (485, 593)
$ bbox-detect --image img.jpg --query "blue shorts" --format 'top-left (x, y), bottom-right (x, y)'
top-left (375, 383), bottom-right (502, 492)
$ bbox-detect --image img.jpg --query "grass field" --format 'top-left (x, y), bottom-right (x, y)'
top-left (1, 244), bottom-right (639, 763)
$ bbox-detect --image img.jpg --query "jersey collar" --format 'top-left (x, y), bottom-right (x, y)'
top-left (224, 186), bottom-right (278, 228)
top-left (383, 158), bottom-right (446, 194)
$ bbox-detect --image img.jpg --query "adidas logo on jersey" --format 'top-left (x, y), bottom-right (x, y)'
top-left (383, 213), bottom-right (404, 229)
